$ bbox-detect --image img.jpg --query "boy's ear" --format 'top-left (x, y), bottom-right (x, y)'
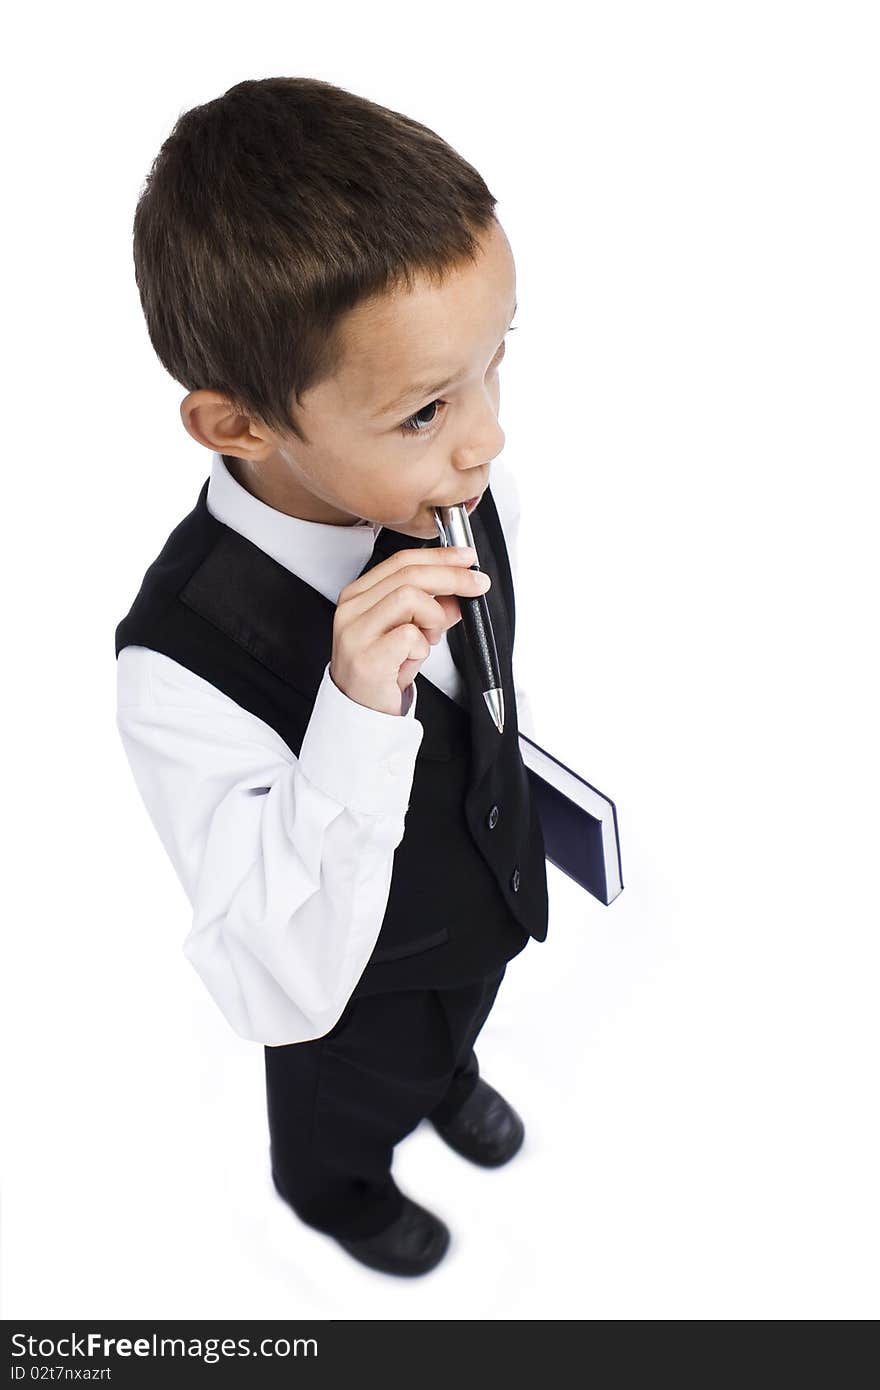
top-left (179, 390), bottom-right (268, 458)
top-left (179, 389), bottom-right (222, 450)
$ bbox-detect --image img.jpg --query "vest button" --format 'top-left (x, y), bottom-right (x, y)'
top-left (511, 866), bottom-right (521, 892)
top-left (487, 805), bottom-right (500, 830)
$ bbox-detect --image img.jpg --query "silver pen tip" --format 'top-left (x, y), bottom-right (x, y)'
top-left (483, 687), bottom-right (504, 734)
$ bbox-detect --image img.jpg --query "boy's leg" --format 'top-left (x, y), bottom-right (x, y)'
top-left (427, 965), bottom-right (507, 1127)
top-left (264, 984), bottom-right (478, 1241)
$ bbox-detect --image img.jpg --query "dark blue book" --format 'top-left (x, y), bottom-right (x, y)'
top-left (519, 732), bottom-right (623, 905)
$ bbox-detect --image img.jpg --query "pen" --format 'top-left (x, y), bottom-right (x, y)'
top-left (432, 503), bottom-right (504, 734)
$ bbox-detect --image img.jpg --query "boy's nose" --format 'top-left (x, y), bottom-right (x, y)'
top-left (453, 415), bottom-right (506, 473)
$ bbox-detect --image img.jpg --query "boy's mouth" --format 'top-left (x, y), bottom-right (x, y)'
top-left (434, 490), bottom-right (483, 513)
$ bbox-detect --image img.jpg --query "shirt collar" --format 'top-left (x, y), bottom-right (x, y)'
top-left (206, 452), bottom-right (380, 605)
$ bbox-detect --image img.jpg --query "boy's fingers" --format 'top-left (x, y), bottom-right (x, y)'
top-left (424, 594), bottom-right (461, 642)
top-left (346, 569), bottom-right (488, 629)
top-left (340, 547), bottom-right (477, 602)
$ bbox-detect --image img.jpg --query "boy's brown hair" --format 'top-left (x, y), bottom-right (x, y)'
top-left (132, 76), bottom-right (499, 444)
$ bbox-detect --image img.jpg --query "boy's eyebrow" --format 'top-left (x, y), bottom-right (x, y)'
top-left (372, 299), bottom-right (518, 420)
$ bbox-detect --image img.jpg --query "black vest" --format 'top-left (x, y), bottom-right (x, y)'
top-left (115, 478), bottom-right (548, 1000)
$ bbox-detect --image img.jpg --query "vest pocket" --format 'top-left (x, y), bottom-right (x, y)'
top-left (368, 926), bottom-right (450, 964)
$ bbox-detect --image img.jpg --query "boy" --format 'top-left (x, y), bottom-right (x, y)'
top-left (115, 76), bottom-right (548, 1277)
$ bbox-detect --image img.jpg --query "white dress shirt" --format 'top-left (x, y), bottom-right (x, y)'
top-left (116, 453), bottom-right (537, 1046)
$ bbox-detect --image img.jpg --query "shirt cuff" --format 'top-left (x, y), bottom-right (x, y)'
top-left (297, 663), bottom-right (425, 816)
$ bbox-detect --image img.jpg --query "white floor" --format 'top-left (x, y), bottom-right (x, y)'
top-left (5, 819), bottom-right (877, 1320)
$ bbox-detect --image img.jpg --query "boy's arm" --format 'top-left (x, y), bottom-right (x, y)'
top-left (116, 645), bottom-right (423, 1046)
top-left (488, 455), bottom-right (539, 741)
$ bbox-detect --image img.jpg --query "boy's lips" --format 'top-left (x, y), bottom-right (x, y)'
top-left (435, 489), bottom-right (485, 512)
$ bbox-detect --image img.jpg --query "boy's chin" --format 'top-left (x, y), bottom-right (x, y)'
top-left (385, 509), bottom-right (442, 541)
top-left (372, 498), bottom-right (470, 540)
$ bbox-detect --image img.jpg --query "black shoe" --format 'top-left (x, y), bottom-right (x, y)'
top-left (335, 1196), bottom-right (450, 1277)
top-left (430, 1078), bottom-right (525, 1167)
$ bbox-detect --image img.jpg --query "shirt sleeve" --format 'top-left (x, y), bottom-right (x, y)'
top-left (488, 455), bottom-right (539, 741)
top-left (116, 645), bottom-right (423, 1046)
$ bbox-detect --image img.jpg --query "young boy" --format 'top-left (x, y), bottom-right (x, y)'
top-left (115, 76), bottom-right (548, 1277)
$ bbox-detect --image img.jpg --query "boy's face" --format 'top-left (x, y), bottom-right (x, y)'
top-left (181, 218), bottom-right (518, 539)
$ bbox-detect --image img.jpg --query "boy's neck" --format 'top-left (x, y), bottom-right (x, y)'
top-left (221, 452), bottom-right (361, 526)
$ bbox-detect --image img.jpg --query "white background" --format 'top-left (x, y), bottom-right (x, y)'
top-left (3, 0), bottom-right (878, 1321)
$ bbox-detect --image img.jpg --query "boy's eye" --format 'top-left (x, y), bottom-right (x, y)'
top-left (399, 398), bottom-right (447, 436)
top-left (397, 330), bottom-right (516, 439)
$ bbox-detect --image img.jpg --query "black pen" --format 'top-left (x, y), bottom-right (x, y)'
top-left (432, 503), bottom-right (504, 734)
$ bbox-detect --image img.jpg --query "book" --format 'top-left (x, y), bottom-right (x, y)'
top-left (519, 731), bottom-right (623, 905)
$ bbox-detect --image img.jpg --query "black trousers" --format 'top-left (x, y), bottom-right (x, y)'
top-left (264, 965), bottom-right (507, 1240)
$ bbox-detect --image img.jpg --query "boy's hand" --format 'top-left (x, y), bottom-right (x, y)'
top-left (331, 547), bottom-right (492, 716)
